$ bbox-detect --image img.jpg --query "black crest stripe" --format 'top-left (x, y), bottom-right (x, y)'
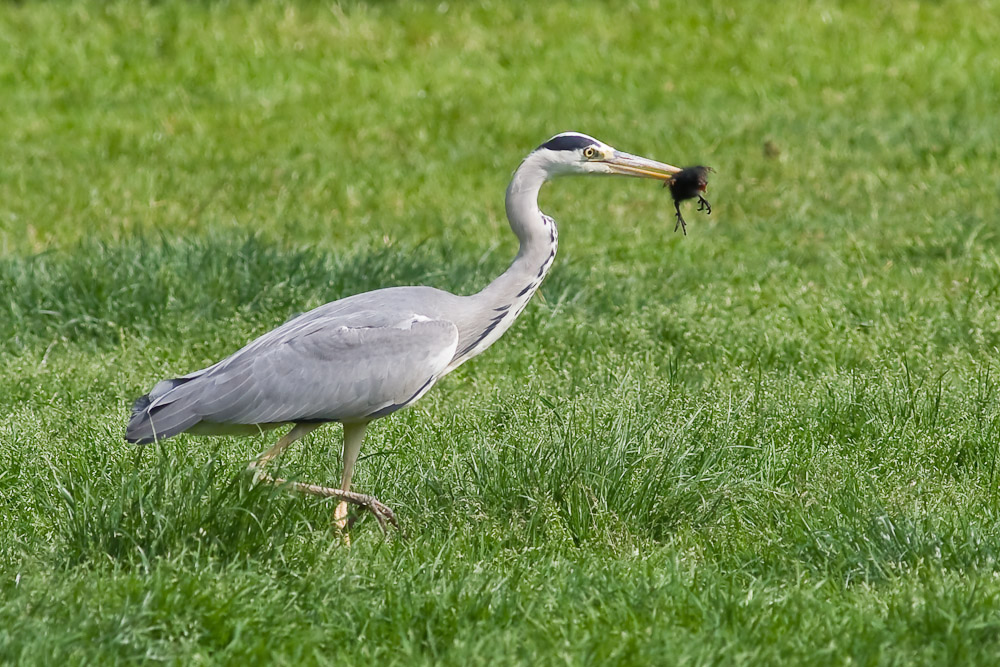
top-left (538, 134), bottom-right (598, 152)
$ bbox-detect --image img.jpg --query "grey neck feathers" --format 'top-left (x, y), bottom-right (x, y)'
top-left (476, 156), bottom-right (558, 313)
top-left (451, 155), bottom-right (559, 365)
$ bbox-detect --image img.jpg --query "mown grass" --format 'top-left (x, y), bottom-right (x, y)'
top-left (3, 0), bottom-right (1000, 664)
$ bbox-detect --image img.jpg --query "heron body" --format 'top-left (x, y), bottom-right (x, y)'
top-left (126, 132), bottom-right (682, 532)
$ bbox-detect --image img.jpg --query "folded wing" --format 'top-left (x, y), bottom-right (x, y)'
top-left (126, 314), bottom-right (459, 444)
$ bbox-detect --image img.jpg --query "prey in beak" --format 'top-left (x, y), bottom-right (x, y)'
top-left (666, 166), bottom-right (714, 235)
top-left (580, 141), bottom-right (713, 236)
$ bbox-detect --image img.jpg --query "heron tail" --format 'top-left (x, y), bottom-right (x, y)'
top-left (125, 377), bottom-right (203, 444)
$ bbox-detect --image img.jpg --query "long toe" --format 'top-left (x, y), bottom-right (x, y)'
top-left (358, 494), bottom-right (398, 533)
top-left (333, 492), bottom-right (398, 535)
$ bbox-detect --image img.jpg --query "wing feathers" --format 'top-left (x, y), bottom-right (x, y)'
top-left (126, 314), bottom-right (459, 442)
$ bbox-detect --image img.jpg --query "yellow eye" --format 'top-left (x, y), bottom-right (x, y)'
top-left (583, 146), bottom-right (597, 159)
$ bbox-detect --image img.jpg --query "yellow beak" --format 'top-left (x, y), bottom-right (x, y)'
top-left (602, 150), bottom-right (683, 181)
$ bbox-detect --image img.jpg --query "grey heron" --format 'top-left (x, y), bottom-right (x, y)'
top-left (126, 132), bottom-right (683, 534)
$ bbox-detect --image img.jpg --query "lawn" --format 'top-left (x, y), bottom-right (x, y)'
top-left (2, 0), bottom-right (1000, 663)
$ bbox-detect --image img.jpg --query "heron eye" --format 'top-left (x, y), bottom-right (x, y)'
top-left (583, 146), bottom-right (597, 159)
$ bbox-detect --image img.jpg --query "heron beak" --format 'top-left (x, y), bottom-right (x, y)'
top-left (602, 150), bottom-right (683, 181)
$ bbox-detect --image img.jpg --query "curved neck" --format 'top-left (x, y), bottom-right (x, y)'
top-left (448, 157), bottom-right (558, 367)
top-left (478, 158), bottom-right (558, 309)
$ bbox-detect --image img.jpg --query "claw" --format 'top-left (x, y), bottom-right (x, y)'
top-left (360, 494), bottom-right (398, 534)
top-left (330, 490), bottom-right (397, 536)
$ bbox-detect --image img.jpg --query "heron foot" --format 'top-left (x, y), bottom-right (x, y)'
top-left (254, 472), bottom-right (399, 536)
top-left (332, 495), bottom-right (398, 538)
top-left (333, 491), bottom-right (398, 535)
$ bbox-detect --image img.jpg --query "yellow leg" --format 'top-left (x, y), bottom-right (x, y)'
top-left (333, 422), bottom-right (369, 542)
top-left (250, 421), bottom-right (394, 538)
top-left (247, 422), bottom-right (321, 481)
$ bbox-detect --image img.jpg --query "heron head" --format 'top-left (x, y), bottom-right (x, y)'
top-left (532, 132), bottom-right (682, 182)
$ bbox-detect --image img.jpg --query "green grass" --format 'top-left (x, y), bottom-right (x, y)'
top-left (3, 0), bottom-right (1000, 663)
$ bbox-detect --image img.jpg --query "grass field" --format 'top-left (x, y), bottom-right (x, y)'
top-left (3, 0), bottom-right (1000, 663)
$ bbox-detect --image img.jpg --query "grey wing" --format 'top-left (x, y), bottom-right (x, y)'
top-left (207, 317), bottom-right (459, 423)
top-left (126, 315), bottom-right (459, 443)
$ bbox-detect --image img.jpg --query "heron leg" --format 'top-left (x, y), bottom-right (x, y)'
top-left (333, 421), bottom-right (369, 537)
top-left (247, 422), bottom-right (321, 482)
top-left (250, 421), bottom-right (396, 536)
